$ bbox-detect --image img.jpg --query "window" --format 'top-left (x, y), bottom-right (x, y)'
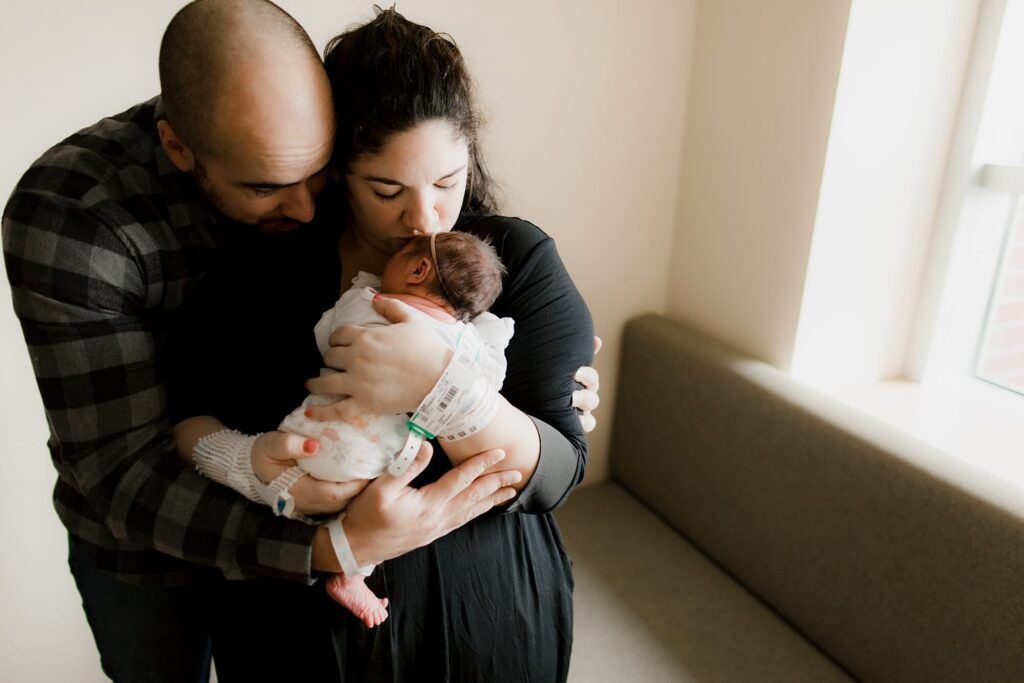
top-left (975, 182), bottom-right (1024, 395)
top-left (914, 0), bottom-right (1024, 405)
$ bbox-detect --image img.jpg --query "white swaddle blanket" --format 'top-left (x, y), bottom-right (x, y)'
top-left (278, 272), bottom-right (514, 482)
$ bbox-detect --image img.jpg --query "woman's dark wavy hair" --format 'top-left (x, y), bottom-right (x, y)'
top-left (324, 6), bottom-right (497, 215)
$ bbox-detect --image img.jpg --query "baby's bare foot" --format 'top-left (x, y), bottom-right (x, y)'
top-left (325, 574), bottom-right (390, 628)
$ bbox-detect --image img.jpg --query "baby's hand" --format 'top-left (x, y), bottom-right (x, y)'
top-left (251, 432), bottom-right (369, 515)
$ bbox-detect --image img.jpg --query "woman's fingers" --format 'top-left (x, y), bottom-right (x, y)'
top-left (572, 389), bottom-right (600, 412)
top-left (301, 396), bottom-right (368, 423)
top-left (327, 323), bottom-right (363, 349)
top-left (321, 345), bottom-right (354, 374)
top-left (305, 369), bottom-right (351, 399)
top-left (371, 295), bottom-right (415, 323)
top-left (593, 335), bottom-right (603, 355)
top-left (574, 363), bottom-right (601, 434)
top-left (574, 365), bottom-right (599, 391)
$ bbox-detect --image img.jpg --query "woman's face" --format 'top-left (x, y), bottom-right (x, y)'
top-left (344, 119), bottom-right (469, 256)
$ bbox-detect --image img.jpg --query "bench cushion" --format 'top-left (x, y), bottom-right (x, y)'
top-left (609, 314), bottom-right (1024, 681)
top-left (557, 483), bottom-right (851, 682)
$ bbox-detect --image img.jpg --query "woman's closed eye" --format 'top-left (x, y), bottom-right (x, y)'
top-left (372, 182), bottom-right (457, 202)
top-left (373, 188), bottom-right (402, 201)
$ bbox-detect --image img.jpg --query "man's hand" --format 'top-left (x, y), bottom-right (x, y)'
top-left (313, 441), bottom-right (522, 571)
top-left (305, 296), bottom-right (451, 420)
top-left (251, 432), bottom-right (368, 516)
top-left (573, 335), bottom-right (602, 433)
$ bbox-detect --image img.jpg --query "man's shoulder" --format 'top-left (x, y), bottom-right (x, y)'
top-left (13, 97), bottom-right (165, 208)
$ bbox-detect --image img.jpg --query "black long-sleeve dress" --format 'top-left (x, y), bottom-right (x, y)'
top-left (165, 210), bottom-right (594, 682)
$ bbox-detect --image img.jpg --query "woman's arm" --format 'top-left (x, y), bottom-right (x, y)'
top-left (305, 217), bottom-right (594, 512)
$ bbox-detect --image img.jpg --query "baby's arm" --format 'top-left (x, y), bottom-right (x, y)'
top-left (172, 415), bottom-right (368, 517)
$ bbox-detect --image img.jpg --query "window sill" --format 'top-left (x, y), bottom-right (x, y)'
top-left (829, 378), bottom-right (1024, 491)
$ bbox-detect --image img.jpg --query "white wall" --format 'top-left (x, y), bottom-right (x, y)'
top-left (665, 0), bottom-right (852, 368)
top-left (0, 1), bottom-right (695, 679)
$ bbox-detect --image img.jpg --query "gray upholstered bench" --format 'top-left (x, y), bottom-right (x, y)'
top-left (558, 314), bottom-right (1024, 682)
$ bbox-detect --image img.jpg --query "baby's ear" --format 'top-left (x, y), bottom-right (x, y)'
top-left (408, 257), bottom-right (433, 284)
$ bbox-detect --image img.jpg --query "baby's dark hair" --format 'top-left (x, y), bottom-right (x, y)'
top-left (406, 232), bottom-right (505, 321)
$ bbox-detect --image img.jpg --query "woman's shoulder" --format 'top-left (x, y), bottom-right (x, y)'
top-left (455, 213), bottom-right (555, 264)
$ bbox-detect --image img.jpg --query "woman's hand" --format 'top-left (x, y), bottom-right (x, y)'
top-left (305, 296), bottom-right (451, 420)
top-left (573, 335), bottom-right (602, 433)
top-left (251, 431), bottom-right (369, 515)
top-left (312, 441), bottom-right (523, 570)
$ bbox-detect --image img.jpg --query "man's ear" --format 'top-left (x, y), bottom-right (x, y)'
top-left (156, 119), bottom-right (195, 173)
top-left (408, 257), bottom-right (433, 285)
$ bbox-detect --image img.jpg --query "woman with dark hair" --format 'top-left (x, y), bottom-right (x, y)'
top-left (168, 6), bottom-right (594, 681)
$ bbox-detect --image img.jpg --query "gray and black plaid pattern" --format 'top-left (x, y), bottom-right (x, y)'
top-left (3, 98), bottom-right (317, 586)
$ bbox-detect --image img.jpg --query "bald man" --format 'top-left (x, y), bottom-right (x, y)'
top-left (2, 1), bottom-right (520, 680)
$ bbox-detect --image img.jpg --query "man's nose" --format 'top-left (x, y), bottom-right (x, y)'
top-left (280, 183), bottom-right (316, 224)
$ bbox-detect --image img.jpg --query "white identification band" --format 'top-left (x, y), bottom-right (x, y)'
top-left (409, 329), bottom-right (502, 443)
top-left (326, 512), bottom-right (374, 577)
top-left (438, 385), bottom-right (502, 442)
top-left (267, 466), bottom-right (306, 518)
top-left (193, 429), bottom-right (312, 522)
top-left (389, 430), bottom-right (424, 477)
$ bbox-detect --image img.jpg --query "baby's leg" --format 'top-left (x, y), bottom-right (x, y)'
top-left (325, 573), bottom-right (389, 628)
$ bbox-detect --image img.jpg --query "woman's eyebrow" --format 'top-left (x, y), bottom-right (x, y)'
top-left (363, 164), bottom-right (467, 186)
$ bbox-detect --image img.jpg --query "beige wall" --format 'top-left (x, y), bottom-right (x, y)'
top-left (665, 0), bottom-right (852, 368)
top-left (1, 0), bottom-right (982, 678)
top-left (0, 1), bottom-right (695, 679)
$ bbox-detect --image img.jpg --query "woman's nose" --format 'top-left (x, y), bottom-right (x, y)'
top-left (403, 192), bottom-right (440, 233)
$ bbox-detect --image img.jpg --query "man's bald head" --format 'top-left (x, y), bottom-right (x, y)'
top-left (159, 0), bottom-right (325, 156)
top-left (156, 0), bottom-right (334, 232)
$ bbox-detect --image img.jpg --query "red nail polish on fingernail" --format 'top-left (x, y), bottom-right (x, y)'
top-left (303, 439), bottom-right (319, 454)
top-left (304, 409), bottom-right (314, 418)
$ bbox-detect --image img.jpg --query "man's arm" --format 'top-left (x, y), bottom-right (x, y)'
top-left (3, 192), bottom-right (317, 582)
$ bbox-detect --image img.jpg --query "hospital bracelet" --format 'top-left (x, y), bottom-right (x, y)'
top-left (326, 512), bottom-right (374, 577)
top-left (408, 342), bottom-right (501, 442)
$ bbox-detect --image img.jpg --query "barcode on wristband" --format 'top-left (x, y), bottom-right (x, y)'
top-left (438, 385), bottom-right (459, 411)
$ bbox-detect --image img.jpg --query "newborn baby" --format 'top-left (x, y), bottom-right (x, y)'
top-left (280, 231), bottom-right (511, 627)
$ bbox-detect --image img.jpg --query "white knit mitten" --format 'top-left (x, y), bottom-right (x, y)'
top-left (193, 429), bottom-right (310, 521)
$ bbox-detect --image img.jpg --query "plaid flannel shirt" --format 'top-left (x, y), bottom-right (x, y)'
top-left (2, 97), bottom-right (317, 586)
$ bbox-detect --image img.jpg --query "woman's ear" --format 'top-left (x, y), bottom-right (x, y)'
top-left (408, 257), bottom-right (433, 285)
top-left (156, 120), bottom-right (195, 173)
